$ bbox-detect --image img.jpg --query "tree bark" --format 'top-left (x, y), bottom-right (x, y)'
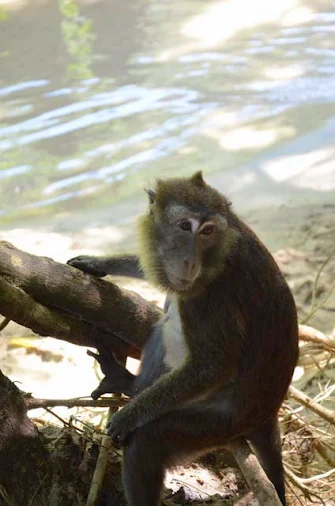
top-left (0, 241), bottom-right (162, 360)
top-left (0, 370), bottom-right (50, 506)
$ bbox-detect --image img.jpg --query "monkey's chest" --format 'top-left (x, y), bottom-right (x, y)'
top-left (162, 302), bottom-right (189, 370)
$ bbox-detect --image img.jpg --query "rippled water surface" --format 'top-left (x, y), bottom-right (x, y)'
top-left (0, 0), bottom-right (334, 230)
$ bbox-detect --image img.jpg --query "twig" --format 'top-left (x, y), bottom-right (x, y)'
top-left (0, 485), bottom-right (17, 506)
top-left (298, 324), bottom-right (335, 352)
top-left (301, 244), bottom-right (335, 324)
top-left (0, 316), bottom-right (10, 331)
top-left (283, 408), bottom-right (335, 468)
top-left (285, 467), bottom-right (329, 504)
top-left (285, 480), bottom-right (304, 506)
top-left (86, 360), bottom-right (125, 506)
top-left (288, 386), bottom-right (335, 425)
top-left (28, 473), bottom-right (49, 506)
top-left (85, 411), bottom-right (114, 506)
top-left (311, 244), bottom-right (335, 309)
top-left (315, 440), bottom-right (335, 468)
top-left (44, 407), bottom-right (71, 427)
top-left (25, 396), bottom-right (128, 410)
top-left (298, 467), bottom-right (335, 484)
top-left (284, 466), bottom-right (316, 501)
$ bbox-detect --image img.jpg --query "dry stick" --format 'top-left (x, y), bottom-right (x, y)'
top-left (86, 414), bottom-right (113, 506)
top-left (299, 467), bottom-right (335, 484)
top-left (285, 467), bottom-right (328, 505)
top-left (283, 409), bottom-right (335, 468)
top-left (86, 357), bottom-right (126, 506)
top-left (0, 316), bottom-right (10, 331)
top-left (315, 440), bottom-right (335, 468)
top-left (298, 324), bottom-right (335, 352)
top-left (302, 277), bottom-right (335, 324)
top-left (25, 397), bottom-right (128, 410)
top-left (288, 386), bottom-right (335, 425)
top-left (284, 466), bottom-right (315, 500)
top-left (301, 244), bottom-right (335, 325)
top-left (0, 485), bottom-right (17, 506)
top-left (311, 244), bottom-right (335, 310)
top-left (226, 439), bottom-right (282, 506)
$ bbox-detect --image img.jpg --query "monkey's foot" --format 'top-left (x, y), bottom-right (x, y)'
top-left (87, 346), bottom-right (134, 398)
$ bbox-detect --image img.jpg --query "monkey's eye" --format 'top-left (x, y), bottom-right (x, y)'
top-left (201, 225), bottom-right (215, 235)
top-left (179, 221), bottom-right (192, 231)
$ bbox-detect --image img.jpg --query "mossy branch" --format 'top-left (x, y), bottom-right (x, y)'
top-left (0, 241), bottom-right (162, 359)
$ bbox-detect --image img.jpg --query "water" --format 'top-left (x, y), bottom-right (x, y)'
top-left (0, 0), bottom-right (334, 232)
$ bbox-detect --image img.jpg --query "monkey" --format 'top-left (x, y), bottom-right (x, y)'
top-left (68, 171), bottom-right (299, 506)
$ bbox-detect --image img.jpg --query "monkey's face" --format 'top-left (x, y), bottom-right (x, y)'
top-left (138, 172), bottom-right (236, 295)
top-left (155, 204), bottom-right (228, 292)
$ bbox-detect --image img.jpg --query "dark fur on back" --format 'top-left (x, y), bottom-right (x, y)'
top-left (180, 213), bottom-right (298, 430)
top-left (68, 172), bottom-right (299, 506)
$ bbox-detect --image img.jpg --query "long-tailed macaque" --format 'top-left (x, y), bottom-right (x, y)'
top-left (68, 172), bottom-right (299, 506)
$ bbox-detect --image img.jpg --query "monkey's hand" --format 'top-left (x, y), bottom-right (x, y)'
top-left (67, 255), bottom-right (109, 277)
top-left (67, 254), bottom-right (142, 279)
top-left (107, 403), bottom-right (139, 446)
top-left (108, 359), bottom-right (234, 446)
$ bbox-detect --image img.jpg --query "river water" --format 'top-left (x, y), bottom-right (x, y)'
top-left (1, 0), bottom-right (335, 406)
top-left (0, 0), bottom-right (334, 252)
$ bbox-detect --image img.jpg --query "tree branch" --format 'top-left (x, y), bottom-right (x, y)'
top-left (0, 241), bottom-right (162, 359)
top-left (226, 440), bottom-right (282, 506)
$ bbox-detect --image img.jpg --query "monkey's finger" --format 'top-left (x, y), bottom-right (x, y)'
top-left (107, 428), bottom-right (123, 447)
top-left (91, 376), bottom-right (121, 399)
top-left (87, 349), bottom-right (100, 360)
top-left (87, 349), bottom-right (111, 372)
top-left (67, 256), bottom-right (107, 277)
top-left (87, 349), bottom-right (109, 370)
top-left (91, 386), bottom-right (104, 400)
top-left (95, 342), bottom-right (116, 358)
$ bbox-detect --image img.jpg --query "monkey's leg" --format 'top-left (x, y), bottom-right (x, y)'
top-left (247, 417), bottom-right (286, 506)
top-left (122, 405), bottom-right (232, 506)
top-left (89, 328), bottom-right (166, 399)
top-left (87, 346), bottom-right (135, 398)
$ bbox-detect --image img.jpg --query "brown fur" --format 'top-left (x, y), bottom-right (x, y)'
top-left (68, 172), bottom-right (299, 506)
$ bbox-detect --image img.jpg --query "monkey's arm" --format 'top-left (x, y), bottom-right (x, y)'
top-left (108, 358), bottom-right (235, 444)
top-left (67, 254), bottom-right (143, 279)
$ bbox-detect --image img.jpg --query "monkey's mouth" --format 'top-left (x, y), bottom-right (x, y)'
top-left (168, 274), bottom-right (193, 291)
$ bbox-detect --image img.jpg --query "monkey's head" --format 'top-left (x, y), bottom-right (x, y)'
top-left (138, 171), bottom-right (238, 295)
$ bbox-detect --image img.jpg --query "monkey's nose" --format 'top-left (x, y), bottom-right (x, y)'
top-left (183, 259), bottom-right (198, 280)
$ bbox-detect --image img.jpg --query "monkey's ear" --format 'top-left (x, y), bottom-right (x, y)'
top-left (144, 188), bottom-right (156, 205)
top-left (191, 171), bottom-right (205, 186)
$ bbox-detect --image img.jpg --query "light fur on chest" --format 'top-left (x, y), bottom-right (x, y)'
top-left (162, 298), bottom-right (189, 370)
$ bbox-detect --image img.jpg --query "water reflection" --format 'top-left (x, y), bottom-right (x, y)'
top-left (0, 0), bottom-right (334, 228)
